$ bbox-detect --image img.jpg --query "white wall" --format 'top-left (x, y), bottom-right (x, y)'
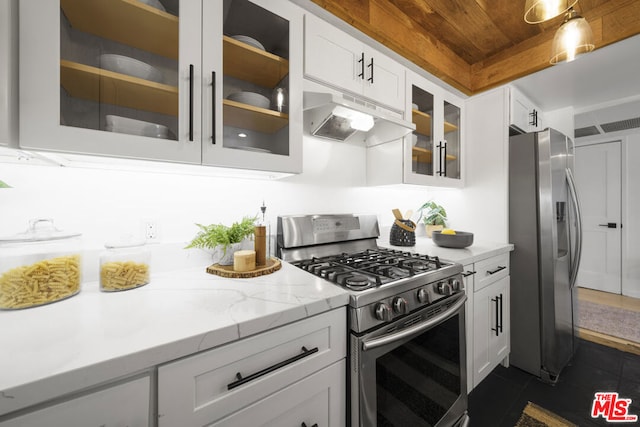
top-left (0, 135), bottom-right (472, 280)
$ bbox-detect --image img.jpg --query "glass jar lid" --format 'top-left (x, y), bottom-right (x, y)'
top-left (104, 235), bottom-right (146, 249)
top-left (0, 218), bottom-right (81, 243)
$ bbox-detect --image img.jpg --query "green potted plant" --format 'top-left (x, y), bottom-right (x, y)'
top-left (185, 216), bottom-right (257, 265)
top-left (417, 201), bottom-right (448, 238)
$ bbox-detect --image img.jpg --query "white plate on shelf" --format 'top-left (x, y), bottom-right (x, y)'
top-left (100, 54), bottom-right (163, 84)
top-left (138, 0), bottom-right (166, 12)
top-left (227, 92), bottom-right (270, 109)
top-left (230, 35), bottom-right (265, 51)
top-left (104, 115), bottom-right (170, 139)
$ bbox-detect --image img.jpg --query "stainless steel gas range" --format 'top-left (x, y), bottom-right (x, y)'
top-left (277, 214), bottom-right (470, 427)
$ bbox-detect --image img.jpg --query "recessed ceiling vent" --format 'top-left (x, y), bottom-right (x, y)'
top-left (600, 117), bottom-right (640, 133)
top-left (574, 126), bottom-right (601, 138)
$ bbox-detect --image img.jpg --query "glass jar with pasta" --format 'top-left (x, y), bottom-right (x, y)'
top-left (0, 218), bottom-right (83, 310)
top-left (100, 239), bottom-right (150, 292)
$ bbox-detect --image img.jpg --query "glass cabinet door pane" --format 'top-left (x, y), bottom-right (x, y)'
top-left (59, 0), bottom-right (180, 141)
top-left (222, 0), bottom-right (290, 156)
top-left (411, 85), bottom-right (435, 177)
top-left (443, 101), bottom-right (461, 179)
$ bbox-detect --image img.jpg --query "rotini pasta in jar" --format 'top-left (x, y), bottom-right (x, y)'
top-left (100, 239), bottom-right (150, 292)
top-left (0, 219), bottom-right (82, 309)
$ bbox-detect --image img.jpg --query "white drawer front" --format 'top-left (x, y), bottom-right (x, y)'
top-left (212, 360), bottom-right (345, 427)
top-left (158, 308), bottom-right (346, 427)
top-left (0, 376), bottom-right (150, 427)
top-left (474, 253), bottom-right (510, 292)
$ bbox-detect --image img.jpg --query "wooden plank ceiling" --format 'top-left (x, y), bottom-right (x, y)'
top-left (311, 0), bottom-right (640, 95)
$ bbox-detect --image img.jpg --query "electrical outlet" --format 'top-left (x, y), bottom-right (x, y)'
top-left (144, 221), bottom-right (159, 242)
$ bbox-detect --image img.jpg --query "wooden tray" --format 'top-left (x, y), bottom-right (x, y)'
top-left (206, 258), bottom-right (281, 278)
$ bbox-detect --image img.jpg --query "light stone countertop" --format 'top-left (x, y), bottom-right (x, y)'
top-left (378, 235), bottom-right (514, 265)
top-left (0, 261), bottom-right (349, 417)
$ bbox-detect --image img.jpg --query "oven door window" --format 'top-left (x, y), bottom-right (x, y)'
top-left (376, 314), bottom-right (461, 426)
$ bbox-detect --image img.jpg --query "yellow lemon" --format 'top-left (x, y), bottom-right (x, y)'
top-left (441, 229), bottom-right (456, 235)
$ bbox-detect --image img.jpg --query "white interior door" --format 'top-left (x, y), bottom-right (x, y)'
top-left (574, 141), bottom-right (622, 294)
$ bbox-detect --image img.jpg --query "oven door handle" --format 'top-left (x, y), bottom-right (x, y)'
top-left (361, 294), bottom-right (467, 351)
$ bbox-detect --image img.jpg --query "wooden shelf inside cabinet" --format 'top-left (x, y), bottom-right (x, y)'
top-left (61, 0), bottom-right (179, 60)
top-left (412, 146), bottom-right (457, 163)
top-left (60, 60), bottom-right (178, 117)
top-left (223, 36), bottom-right (289, 88)
top-left (223, 99), bottom-right (288, 134)
top-left (412, 109), bottom-right (458, 136)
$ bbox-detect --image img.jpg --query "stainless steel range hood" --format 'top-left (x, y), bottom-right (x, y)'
top-left (303, 91), bottom-right (415, 146)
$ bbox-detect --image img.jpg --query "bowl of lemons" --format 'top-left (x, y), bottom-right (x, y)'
top-left (432, 229), bottom-right (474, 248)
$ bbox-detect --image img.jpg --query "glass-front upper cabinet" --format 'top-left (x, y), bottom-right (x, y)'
top-left (20, 0), bottom-right (202, 163)
top-left (404, 70), bottom-right (464, 187)
top-left (201, 0), bottom-right (302, 173)
top-left (19, 0), bottom-right (302, 173)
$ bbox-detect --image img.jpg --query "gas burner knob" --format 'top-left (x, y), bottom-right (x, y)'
top-left (417, 288), bottom-right (431, 304)
top-left (374, 302), bottom-right (392, 322)
top-left (450, 278), bottom-right (461, 291)
top-left (392, 297), bottom-right (408, 315)
top-left (437, 281), bottom-right (453, 296)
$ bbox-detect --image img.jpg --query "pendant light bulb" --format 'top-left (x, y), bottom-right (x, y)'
top-left (524, 0), bottom-right (577, 24)
top-left (550, 8), bottom-right (595, 64)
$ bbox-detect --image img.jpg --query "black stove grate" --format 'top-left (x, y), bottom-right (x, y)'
top-left (292, 248), bottom-right (447, 291)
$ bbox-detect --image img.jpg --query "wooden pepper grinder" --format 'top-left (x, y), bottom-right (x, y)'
top-left (254, 225), bottom-right (266, 266)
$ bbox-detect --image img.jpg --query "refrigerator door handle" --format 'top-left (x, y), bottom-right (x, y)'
top-left (566, 167), bottom-right (583, 289)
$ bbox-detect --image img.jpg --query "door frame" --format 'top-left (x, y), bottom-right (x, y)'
top-left (575, 136), bottom-right (636, 297)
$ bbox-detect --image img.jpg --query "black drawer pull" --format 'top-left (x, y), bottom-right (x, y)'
top-left (487, 266), bottom-right (506, 275)
top-left (227, 346), bottom-right (319, 390)
top-left (462, 270), bottom-right (476, 277)
top-left (188, 64), bottom-right (194, 142)
top-left (301, 423), bottom-right (318, 427)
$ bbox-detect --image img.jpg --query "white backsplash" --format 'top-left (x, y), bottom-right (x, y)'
top-left (0, 136), bottom-right (474, 280)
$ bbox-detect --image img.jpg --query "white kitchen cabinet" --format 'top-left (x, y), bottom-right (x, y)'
top-left (510, 86), bottom-right (543, 134)
top-left (211, 361), bottom-right (345, 427)
top-left (157, 308), bottom-right (346, 426)
top-left (472, 253), bottom-right (510, 388)
top-left (367, 68), bottom-right (464, 187)
top-left (19, 0), bottom-right (302, 174)
top-left (201, 0), bottom-right (303, 173)
top-left (0, 375), bottom-right (150, 427)
top-left (0, 0), bottom-right (18, 147)
top-left (304, 13), bottom-right (405, 112)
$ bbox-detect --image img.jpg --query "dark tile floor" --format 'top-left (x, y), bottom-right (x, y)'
top-left (468, 339), bottom-right (640, 426)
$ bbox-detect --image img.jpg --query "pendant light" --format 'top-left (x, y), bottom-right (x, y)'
top-left (524, 0), bottom-right (577, 24)
top-left (550, 8), bottom-right (594, 64)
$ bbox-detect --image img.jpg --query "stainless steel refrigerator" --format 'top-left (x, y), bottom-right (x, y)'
top-left (509, 127), bottom-right (583, 384)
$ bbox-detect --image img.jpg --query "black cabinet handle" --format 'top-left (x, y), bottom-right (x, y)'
top-left (598, 222), bottom-right (618, 228)
top-left (498, 293), bottom-right (503, 334)
top-left (227, 346), bottom-right (319, 390)
top-left (358, 52), bottom-right (365, 80)
top-left (462, 270), bottom-right (476, 277)
top-left (301, 423), bottom-right (318, 427)
top-left (529, 109), bottom-right (538, 127)
top-left (367, 57), bottom-right (374, 83)
top-left (211, 71), bottom-right (216, 144)
top-left (437, 141), bottom-right (444, 176)
top-left (490, 294), bottom-right (504, 336)
top-left (189, 64), bottom-right (194, 142)
top-left (487, 266), bottom-right (506, 275)
top-left (443, 140), bottom-right (447, 177)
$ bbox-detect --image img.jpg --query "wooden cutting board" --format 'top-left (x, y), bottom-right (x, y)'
top-left (206, 257), bottom-right (281, 278)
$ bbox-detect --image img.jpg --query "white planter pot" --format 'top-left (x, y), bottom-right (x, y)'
top-left (210, 238), bottom-right (253, 265)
